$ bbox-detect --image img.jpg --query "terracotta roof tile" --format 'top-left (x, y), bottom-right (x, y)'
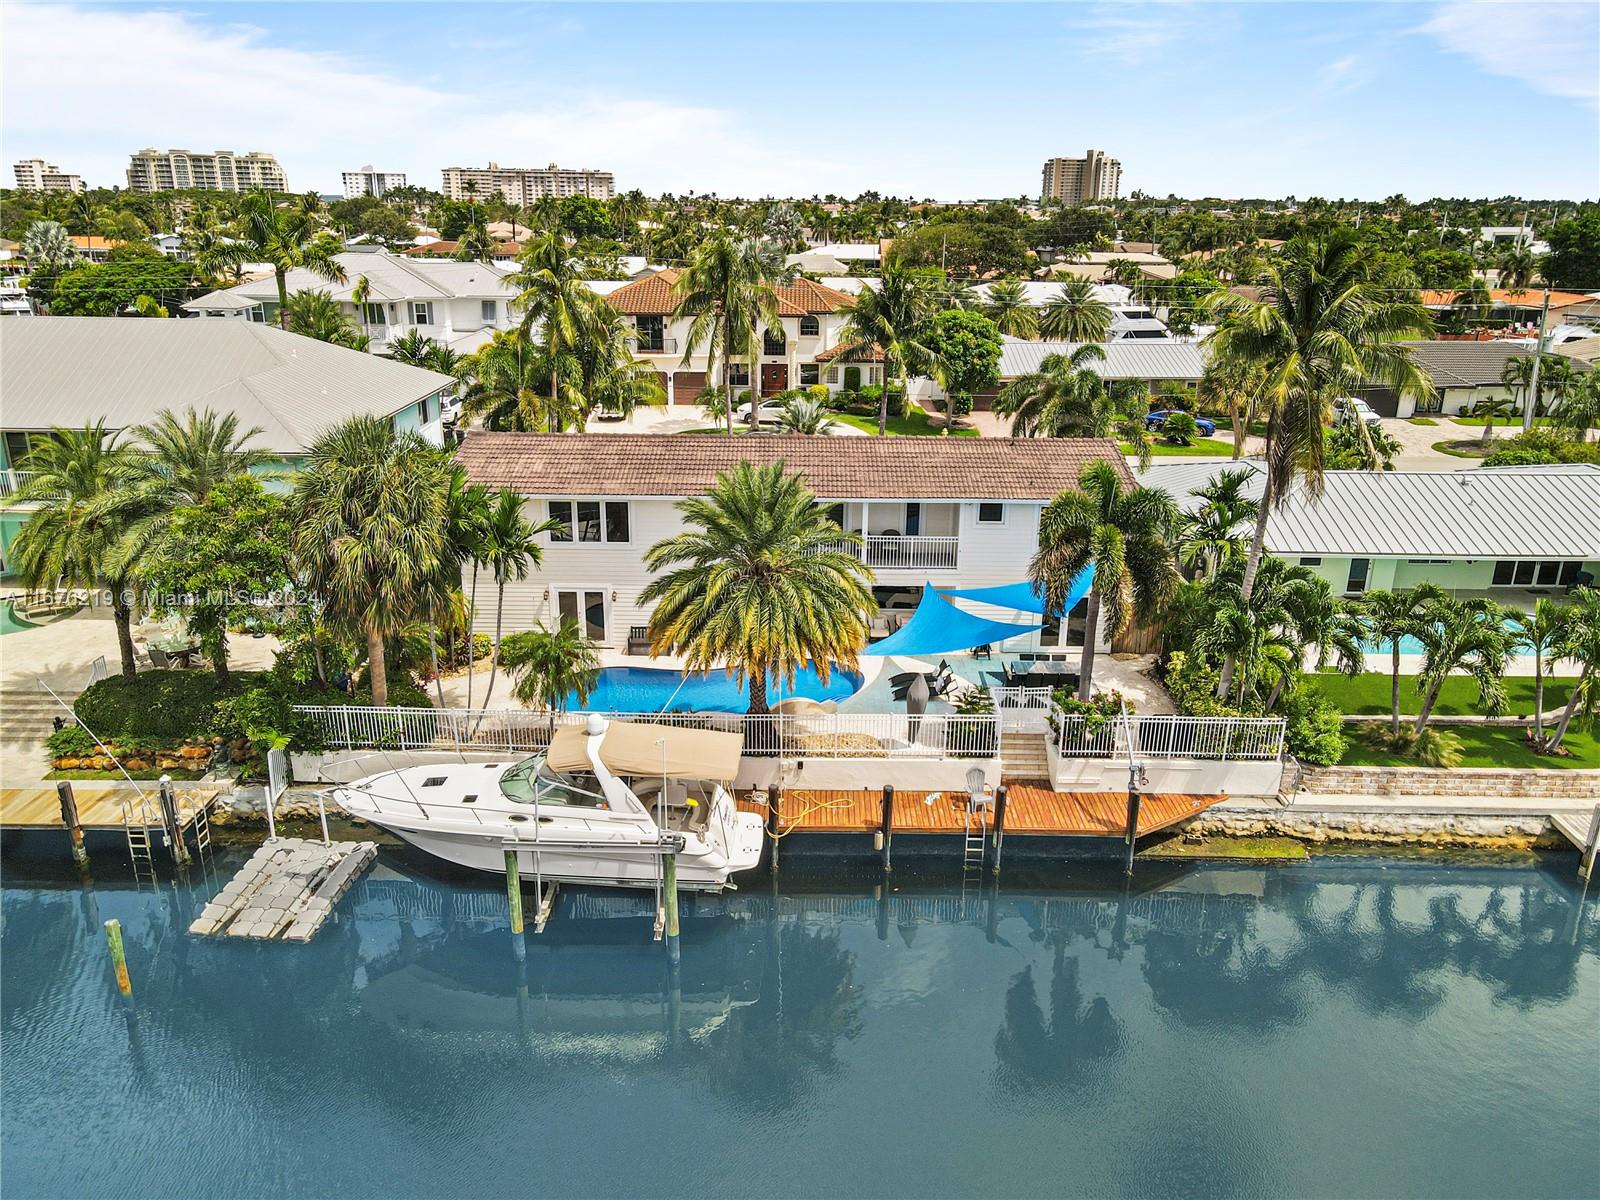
top-left (603, 267), bottom-right (857, 316)
top-left (814, 340), bottom-right (883, 363)
top-left (456, 431), bottom-right (1131, 500)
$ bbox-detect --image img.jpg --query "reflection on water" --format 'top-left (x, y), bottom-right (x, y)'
top-left (2, 846), bottom-right (1596, 1199)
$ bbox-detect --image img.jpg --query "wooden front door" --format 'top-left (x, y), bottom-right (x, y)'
top-left (761, 363), bottom-right (788, 393)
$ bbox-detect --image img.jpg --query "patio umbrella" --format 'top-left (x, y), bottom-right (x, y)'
top-left (905, 672), bottom-right (929, 745)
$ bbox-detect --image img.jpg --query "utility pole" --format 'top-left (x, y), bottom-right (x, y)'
top-left (1524, 285), bottom-right (1551, 432)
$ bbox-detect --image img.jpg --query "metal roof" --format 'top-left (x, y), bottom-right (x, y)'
top-left (181, 250), bottom-right (518, 311)
top-left (1139, 460), bottom-right (1600, 559)
top-left (999, 337), bottom-right (1205, 380)
top-left (1, 318), bottom-right (455, 453)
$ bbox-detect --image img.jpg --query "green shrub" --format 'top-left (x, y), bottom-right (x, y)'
top-left (1360, 724), bottom-right (1462, 768)
top-left (1280, 685), bottom-right (1346, 766)
top-left (45, 724), bottom-right (99, 757)
top-left (1163, 651), bottom-right (1249, 718)
top-left (806, 384), bottom-right (830, 403)
top-left (73, 671), bottom-right (267, 748)
top-left (1483, 427), bottom-right (1600, 466)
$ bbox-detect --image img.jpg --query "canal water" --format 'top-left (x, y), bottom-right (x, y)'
top-left (2, 846), bottom-right (1596, 1199)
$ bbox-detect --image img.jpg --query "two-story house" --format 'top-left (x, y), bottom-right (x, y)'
top-left (593, 270), bottom-right (880, 404)
top-left (454, 432), bottom-right (1130, 656)
top-left (183, 250), bottom-right (521, 356)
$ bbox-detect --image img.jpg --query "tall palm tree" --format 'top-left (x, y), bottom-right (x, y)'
top-left (1032, 461), bottom-right (1179, 700)
top-left (130, 407), bottom-right (276, 505)
top-left (20, 220), bottom-right (77, 273)
top-left (1547, 587), bottom-right (1600, 753)
top-left (1039, 278), bottom-right (1112, 342)
top-left (284, 289), bottom-right (368, 349)
top-left (1197, 355), bottom-right (1268, 460)
top-left (456, 330), bottom-right (574, 431)
top-left (1495, 244), bottom-right (1538, 295)
top-left (735, 238), bottom-right (791, 431)
top-left (984, 280), bottom-right (1038, 339)
top-left (181, 205), bottom-right (246, 284)
top-left (1411, 597), bottom-right (1513, 736)
top-left (640, 462), bottom-right (875, 714)
top-left (502, 619), bottom-right (603, 735)
top-left (1104, 259), bottom-right (1145, 292)
top-left (384, 329), bottom-right (463, 376)
top-left (1196, 557), bottom-right (1350, 708)
top-left (454, 219), bottom-right (495, 264)
top-left (995, 345), bottom-right (1109, 437)
top-left (474, 489), bottom-right (563, 715)
top-left (673, 235), bottom-right (780, 436)
top-left (1357, 584), bottom-right (1447, 737)
top-left (577, 302), bottom-right (669, 422)
top-left (1554, 370), bottom-right (1600, 443)
top-left (291, 417), bottom-right (453, 707)
top-left (5, 424), bottom-right (149, 679)
top-left (233, 189), bottom-right (347, 330)
top-left (1177, 467), bottom-right (1260, 580)
top-left (1203, 230), bottom-right (1434, 693)
top-left (508, 232), bottom-right (601, 428)
top-left (1510, 599), bottom-right (1571, 748)
top-left (835, 266), bottom-right (935, 436)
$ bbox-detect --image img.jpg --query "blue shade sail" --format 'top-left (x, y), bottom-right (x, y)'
top-left (863, 586), bottom-right (1042, 657)
top-left (939, 566), bottom-right (1094, 616)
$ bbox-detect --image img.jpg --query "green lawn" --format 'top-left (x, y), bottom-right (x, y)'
top-left (1407, 416), bottom-right (1439, 426)
top-left (1340, 725), bottom-right (1599, 770)
top-left (1449, 415), bottom-right (1555, 428)
top-left (1120, 437), bottom-right (1236, 457)
top-left (45, 766), bottom-right (208, 781)
top-left (1311, 673), bottom-right (1576, 717)
top-left (1431, 438), bottom-right (1493, 459)
top-left (832, 409), bottom-right (979, 437)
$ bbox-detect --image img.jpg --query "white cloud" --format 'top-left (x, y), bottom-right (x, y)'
top-left (1420, 0), bottom-right (1599, 104)
top-left (0, 3), bottom-right (841, 195)
top-left (1317, 54), bottom-right (1371, 94)
top-left (1065, 2), bottom-right (1213, 66)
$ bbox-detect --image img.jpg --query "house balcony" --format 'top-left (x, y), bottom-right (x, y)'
top-left (0, 470), bottom-right (49, 500)
top-left (820, 534), bottom-right (960, 571)
top-left (635, 336), bottom-right (678, 355)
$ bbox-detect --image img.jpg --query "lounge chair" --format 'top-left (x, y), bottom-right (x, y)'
top-left (148, 645), bottom-right (174, 669)
top-left (971, 644), bottom-right (992, 661)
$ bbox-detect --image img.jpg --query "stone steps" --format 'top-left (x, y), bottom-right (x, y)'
top-left (1000, 733), bottom-right (1050, 781)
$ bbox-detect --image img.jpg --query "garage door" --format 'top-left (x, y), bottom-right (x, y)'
top-left (671, 371), bottom-right (707, 405)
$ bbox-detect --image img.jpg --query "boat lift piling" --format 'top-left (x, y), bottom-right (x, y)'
top-left (157, 777), bottom-right (190, 868)
top-left (57, 781), bottom-right (90, 875)
top-left (663, 850), bottom-right (681, 965)
top-left (504, 850), bottom-right (525, 936)
top-left (103, 918), bottom-right (132, 996)
top-left (765, 785), bottom-right (781, 875)
top-left (880, 785), bottom-right (895, 873)
top-left (989, 785), bottom-right (1009, 875)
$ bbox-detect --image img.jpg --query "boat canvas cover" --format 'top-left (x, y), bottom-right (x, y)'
top-left (546, 721), bottom-right (743, 781)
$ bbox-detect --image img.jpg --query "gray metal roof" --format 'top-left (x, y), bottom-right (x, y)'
top-left (1139, 460), bottom-right (1600, 559)
top-left (1000, 337), bottom-right (1205, 381)
top-left (1, 318), bottom-right (455, 453)
top-left (180, 250), bottom-right (518, 312)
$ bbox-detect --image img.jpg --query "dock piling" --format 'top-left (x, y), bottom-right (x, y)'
top-left (765, 786), bottom-right (781, 875)
top-left (504, 849), bottom-right (524, 935)
top-left (880, 785), bottom-right (894, 873)
top-left (664, 852), bottom-right (681, 965)
top-left (1123, 771), bottom-right (1142, 877)
top-left (57, 781), bottom-right (89, 873)
top-left (1581, 806), bottom-right (1600, 881)
top-left (157, 776), bottom-right (189, 867)
top-left (989, 785), bottom-right (1009, 875)
top-left (103, 918), bottom-right (132, 996)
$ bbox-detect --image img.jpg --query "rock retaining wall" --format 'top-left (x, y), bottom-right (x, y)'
top-left (1187, 807), bottom-right (1556, 849)
top-left (1300, 766), bottom-right (1600, 800)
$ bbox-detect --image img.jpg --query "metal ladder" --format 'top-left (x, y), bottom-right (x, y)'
top-left (121, 794), bottom-right (159, 886)
top-left (185, 794), bottom-right (213, 863)
top-left (962, 804), bottom-right (987, 870)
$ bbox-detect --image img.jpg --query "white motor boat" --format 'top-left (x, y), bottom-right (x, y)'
top-left (332, 716), bottom-right (767, 892)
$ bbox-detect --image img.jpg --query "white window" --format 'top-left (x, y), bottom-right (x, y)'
top-left (799, 315), bottom-right (820, 337)
top-left (362, 303), bottom-right (385, 326)
top-left (410, 301), bottom-right (433, 325)
top-left (727, 364), bottom-right (750, 387)
top-left (481, 300), bottom-right (497, 323)
top-left (977, 502), bottom-right (1005, 525)
top-left (800, 363), bottom-right (820, 386)
top-left (546, 499), bottom-right (630, 544)
top-left (555, 589), bottom-right (607, 641)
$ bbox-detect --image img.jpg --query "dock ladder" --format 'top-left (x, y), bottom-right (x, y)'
top-left (963, 805), bottom-right (988, 870)
top-left (120, 793), bottom-right (159, 886)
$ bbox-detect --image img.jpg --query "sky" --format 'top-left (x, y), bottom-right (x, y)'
top-left (3, 1), bottom-right (1597, 201)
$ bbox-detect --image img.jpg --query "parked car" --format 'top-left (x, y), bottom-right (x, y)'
top-left (1145, 409), bottom-right (1216, 437)
top-left (733, 399), bottom-right (789, 425)
top-left (1335, 396), bottom-right (1383, 426)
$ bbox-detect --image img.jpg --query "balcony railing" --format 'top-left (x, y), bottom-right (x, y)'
top-left (635, 336), bottom-right (678, 354)
top-left (0, 470), bottom-right (51, 500)
top-left (815, 534), bottom-right (960, 570)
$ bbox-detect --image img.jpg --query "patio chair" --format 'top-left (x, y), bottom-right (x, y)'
top-left (971, 644), bottom-right (992, 661)
top-left (626, 625), bottom-right (652, 656)
top-left (965, 766), bottom-right (994, 812)
top-left (148, 645), bottom-right (175, 669)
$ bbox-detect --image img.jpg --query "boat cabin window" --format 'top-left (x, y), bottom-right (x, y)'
top-left (498, 756), bottom-right (607, 808)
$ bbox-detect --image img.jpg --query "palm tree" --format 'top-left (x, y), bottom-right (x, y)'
top-left (1039, 278), bottom-right (1112, 342)
top-left (5, 424), bottom-right (149, 679)
top-left (182, 205), bottom-right (246, 284)
top-left (1510, 599), bottom-right (1571, 748)
top-left (291, 416), bottom-right (453, 707)
top-left (1495, 244), bottom-right (1538, 295)
top-left (1196, 557), bottom-right (1349, 708)
top-left (1104, 259), bottom-right (1145, 291)
top-left (284, 289), bottom-right (368, 349)
top-left (1032, 461), bottom-right (1179, 700)
top-left (672, 235), bottom-right (781, 435)
top-left (1357, 584), bottom-right (1447, 737)
top-left (502, 620), bottom-right (603, 734)
top-left (1177, 467), bottom-right (1260, 580)
top-left (509, 232), bottom-right (602, 428)
top-left (1197, 356), bottom-right (1267, 460)
top-left (1547, 587), bottom-right (1600, 753)
top-left (995, 345), bottom-right (1109, 437)
top-left (472, 489), bottom-right (563, 715)
top-left (1411, 597), bottom-right (1514, 736)
top-left (384, 329), bottom-right (463, 376)
top-left (233, 190), bottom-right (347, 330)
top-left (1468, 393), bottom-right (1519, 445)
top-left (1203, 230), bottom-right (1434, 692)
top-left (456, 330), bottom-right (574, 431)
top-left (835, 265), bottom-right (935, 436)
top-left (20, 220), bottom-right (77, 273)
top-left (1554, 370), bottom-right (1600, 443)
top-left (576, 302), bottom-right (668, 422)
top-left (639, 462), bottom-right (875, 714)
top-left (1449, 278), bottom-right (1492, 328)
top-left (454, 219), bottom-right (496, 264)
top-left (984, 279), bottom-right (1038, 339)
top-left (130, 407), bottom-right (276, 504)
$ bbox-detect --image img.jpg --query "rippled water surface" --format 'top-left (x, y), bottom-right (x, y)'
top-left (3, 847), bottom-right (1596, 1199)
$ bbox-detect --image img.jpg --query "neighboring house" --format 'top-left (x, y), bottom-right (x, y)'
top-left (968, 281), bottom-right (1171, 340)
top-left (404, 240), bottom-right (524, 263)
top-left (1419, 289), bottom-right (1600, 331)
top-left (1354, 340), bottom-right (1553, 417)
top-left (1555, 334), bottom-right (1600, 368)
top-left (0, 318), bottom-right (455, 573)
top-left (941, 338), bottom-right (1206, 410)
top-left (68, 236), bottom-right (118, 263)
top-left (454, 432), bottom-right (1133, 655)
top-left (789, 241), bottom-right (888, 272)
top-left (150, 234), bottom-right (190, 261)
top-left (1139, 460), bottom-right (1600, 603)
top-left (182, 249), bottom-right (521, 355)
top-left (593, 269), bottom-right (868, 403)
top-left (1047, 250), bottom-right (1179, 282)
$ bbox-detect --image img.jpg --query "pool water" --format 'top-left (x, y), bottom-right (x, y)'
top-left (0, 599), bottom-right (38, 635)
top-left (1, 848), bottom-right (1595, 1198)
top-left (568, 663), bottom-right (863, 712)
top-left (1361, 613), bottom-right (1523, 656)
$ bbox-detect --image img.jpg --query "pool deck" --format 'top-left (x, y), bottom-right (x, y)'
top-left (737, 784), bottom-right (1224, 838)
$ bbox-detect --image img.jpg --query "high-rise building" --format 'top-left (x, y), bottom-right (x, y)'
top-left (1041, 150), bottom-right (1122, 204)
top-left (342, 166), bottom-right (408, 199)
top-left (13, 159), bottom-right (85, 192)
top-left (441, 162), bottom-right (615, 205)
top-left (126, 148), bottom-right (288, 193)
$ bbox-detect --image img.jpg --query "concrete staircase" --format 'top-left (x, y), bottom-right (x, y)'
top-left (0, 686), bottom-right (77, 746)
top-left (1000, 732), bottom-right (1051, 782)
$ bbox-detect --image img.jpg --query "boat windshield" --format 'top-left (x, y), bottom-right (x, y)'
top-left (498, 755), bottom-right (607, 808)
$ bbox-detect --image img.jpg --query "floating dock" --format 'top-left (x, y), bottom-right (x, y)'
top-left (189, 838), bottom-right (378, 942)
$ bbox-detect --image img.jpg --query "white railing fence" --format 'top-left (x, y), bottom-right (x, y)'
top-left (0, 470), bottom-right (48, 499)
top-left (1054, 712), bottom-right (1286, 760)
top-left (291, 705), bottom-right (998, 761)
top-left (988, 686), bottom-right (1056, 733)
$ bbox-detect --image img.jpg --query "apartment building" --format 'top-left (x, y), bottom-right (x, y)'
top-left (1040, 150), bottom-right (1122, 204)
top-left (126, 148), bottom-right (288, 193)
top-left (342, 166), bottom-right (408, 198)
top-left (12, 159), bottom-right (85, 192)
top-left (442, 162), bottom-right (615, 204)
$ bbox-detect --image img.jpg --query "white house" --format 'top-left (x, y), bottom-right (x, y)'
top-left (182, 250), bottom-right (521, 356)
top-left (968, 281), bottom-right (1171, 340)
top-left (1353, 340), bottom-right (1556, 418)
top-left (454, 432), bottom-right (1131, 656)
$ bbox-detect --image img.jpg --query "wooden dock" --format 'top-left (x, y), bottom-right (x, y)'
top-left (189, 838), bottom-right (377, 942)
top-left (1549, 807), bottom-right (1600, 878)
top-left (0, 783), bottom-right (220, 831)
top-left (738, 784), bottom-right (1224, 838)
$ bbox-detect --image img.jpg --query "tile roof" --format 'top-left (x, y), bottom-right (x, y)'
top-left (814, 341), bottom-right (883, 362)
top-left (456, 432), bottom-right (1132, 500)
top-left (404, 240), bottom-right (523, 258)
top-left (1397, 339), bottom-right (1536, 388)
top-left (601, 267), bottom-right (857, 316)
top-left (1417, 288), bottom-right (1596, 309)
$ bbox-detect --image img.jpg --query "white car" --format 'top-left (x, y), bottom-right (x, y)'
top-left (1335, 396), bottom-right (1382, 427)
top-left (733, 399), bottom-right (788, 425)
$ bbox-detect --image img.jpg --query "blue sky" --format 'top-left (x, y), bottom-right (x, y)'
top-left (3, 1), bottom-right (1596, 200)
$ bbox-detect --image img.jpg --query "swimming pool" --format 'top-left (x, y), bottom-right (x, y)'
top-left (566, 664), bottom-right (863, 713)
top-left (1361, 614), bottom-right (1522, 656)
top-left (0, 600), bottom-right (38, 636)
